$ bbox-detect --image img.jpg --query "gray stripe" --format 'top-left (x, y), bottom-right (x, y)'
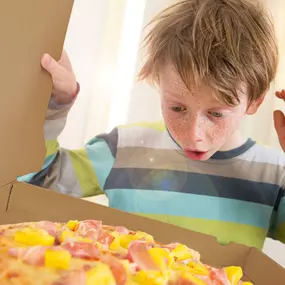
top-left (105, 167), bottom-right (280, 206)
top-left (44, 117), bottom-right (67, 140)
top-left (114, 147), bottom-right (285, 186)
top-left (96, 127), bottom-right (118, 158)
top-left (29, 155), bottom-right (57, 187)
top-left (44, 105), bottom-right (71, 140)
top-left (41, 149), bottom-right (83, 198)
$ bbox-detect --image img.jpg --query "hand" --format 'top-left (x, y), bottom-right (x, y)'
top-left (274, 90), bottom-right (285, 152)
top-left (41, 50), bottom-right (78, 105)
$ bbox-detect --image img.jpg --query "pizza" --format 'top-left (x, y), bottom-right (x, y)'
top-left (0, 220), bottom-right (252, 285)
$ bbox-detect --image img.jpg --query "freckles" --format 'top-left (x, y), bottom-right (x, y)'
top-left (165, 115), bottom-right (189, 143)
top-left (211, 114), bottom-right (241, 143)
top-left (210, 121), bottom-right (231, 143)
top-left (168, 117), bottom-right (186, 134)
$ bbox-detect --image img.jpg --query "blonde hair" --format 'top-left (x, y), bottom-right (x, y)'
top-left (138, 0), bottom-right (278, 105)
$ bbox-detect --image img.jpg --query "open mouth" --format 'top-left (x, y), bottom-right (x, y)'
top-left (184, 149), bottom-right (208, 160)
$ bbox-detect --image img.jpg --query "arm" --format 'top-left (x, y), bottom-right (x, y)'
top-left (17, 51), bottom-right (117, 198)
top-left (18, 99), bottom-right (118, 198)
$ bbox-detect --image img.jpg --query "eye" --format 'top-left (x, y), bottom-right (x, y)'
top-left (171, 106), bottom-right (187, 112)
top-left (210, 111), bottom-right (223, 118)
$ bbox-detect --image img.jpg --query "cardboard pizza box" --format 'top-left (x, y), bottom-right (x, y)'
top-left (0, 1), bottom-right (284, 284)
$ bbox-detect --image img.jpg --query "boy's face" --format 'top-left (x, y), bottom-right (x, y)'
top-left (159, 65), bottom-right (262, 161)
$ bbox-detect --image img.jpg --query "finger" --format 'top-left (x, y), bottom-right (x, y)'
top-left (275, 90), bottom-right (285, 100)
top-left (274, 110), bottom-right (285, 152)
top-left (41, 54), bottom-right (60, 75)
top-left (58, 50), bottom-right (73, 71)
top-left (274, 110), bottom-right (285, 134)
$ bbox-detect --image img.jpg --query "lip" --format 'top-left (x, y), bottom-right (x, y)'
top-left (185, 148), bottom-right (207, 152)
top-left (184, 149), bottom-right (208, 160)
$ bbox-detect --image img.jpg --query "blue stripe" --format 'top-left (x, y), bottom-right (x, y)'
top-left (105, 168), bottom-right (279, 206)
top-left (17, 154), bottom-right (57, 183)
top-left (86, 138), bottom-right (115, 189)
top-left (105, 189), bottom-right (273, 229)
top-left (276, 197), bottom-right (285, 226)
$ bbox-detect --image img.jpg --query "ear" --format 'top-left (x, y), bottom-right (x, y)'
top-left (246, 91), bottom-right (267, 115)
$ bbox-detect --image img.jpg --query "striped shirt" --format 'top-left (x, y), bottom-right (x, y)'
top-left (19, 104), bottom-right (285, 250)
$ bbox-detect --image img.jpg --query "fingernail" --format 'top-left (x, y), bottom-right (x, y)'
top-left (42, 54), bottom-right (50, 63)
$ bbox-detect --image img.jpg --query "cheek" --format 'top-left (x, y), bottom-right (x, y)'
top-left (210, 115), bottom-right (242, 142)
top-left (211, 121), bottom-right (231, 142)
top-left (162, 109), bottom-right (187, 132)
top-left (163, 110), bottom-right (241, 145)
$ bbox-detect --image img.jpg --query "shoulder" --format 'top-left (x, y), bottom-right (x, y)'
top-left (85, 121), bottom-right (177, 158)
top-left (239, 142), bottom-right (285, 187)
top-left (245, 142), bottom-right (285, 166)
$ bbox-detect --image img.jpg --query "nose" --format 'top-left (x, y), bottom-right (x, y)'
top-left (187, 115), bottom-right (205, 142)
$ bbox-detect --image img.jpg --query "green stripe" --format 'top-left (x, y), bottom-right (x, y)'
top-left (45, 140), bottom-right (59, 158)
top-left (276, 222), bottom-right (285, 243)
top-left (137, 213), bottom-right (266, 249)
top-left (68, 149), bottom-right (104, 197)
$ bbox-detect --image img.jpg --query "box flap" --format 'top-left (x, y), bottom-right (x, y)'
top-left (0, 0), bottom-right (74, 187)
top-left (4, 183), bottom-right (285, 282)
top-left (4, 182), bottom-right (251, 268)
top-left (243, 247), bottom-right (285, 285)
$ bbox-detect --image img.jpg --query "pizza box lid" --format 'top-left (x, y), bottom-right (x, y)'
top-left (0, 0), bottom-right (74, 188)
top-left (0, 1), bottom-right (284, 284)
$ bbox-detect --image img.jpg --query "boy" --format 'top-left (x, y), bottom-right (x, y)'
top-left (32, 0), bottom-right (285, 250)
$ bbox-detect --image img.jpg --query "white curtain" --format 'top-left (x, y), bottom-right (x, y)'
top-left (59, 0), bottom-right (146, 149)
top-left (59, 0), bottom-right (128, 148)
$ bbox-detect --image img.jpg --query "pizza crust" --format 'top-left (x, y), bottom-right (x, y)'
top-left (0, 222), bottom-right (34, 231)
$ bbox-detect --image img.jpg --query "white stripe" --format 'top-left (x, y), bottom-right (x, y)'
top-left (119, 126), bottom-right (285, 167)
top-left (118, 126), bottom-right (180, 150)
top-left (44, 118), bottom-right (67, 140)
top-left (239, 144), bottom-right (285, 166)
